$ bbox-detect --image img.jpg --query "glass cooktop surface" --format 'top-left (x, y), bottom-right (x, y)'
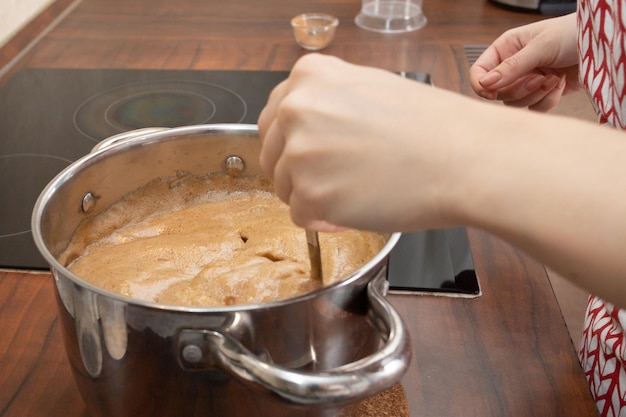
top-left (0, 67), bottom-right (478, 296)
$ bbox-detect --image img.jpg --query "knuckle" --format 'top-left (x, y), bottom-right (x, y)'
top-left (499, 55), bottom-right (522, 73)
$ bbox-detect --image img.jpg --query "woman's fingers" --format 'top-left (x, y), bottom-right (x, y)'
top-left (485, 73), bottom-right (563, 111)
top-left (259, 118), bottom-right (287, 182)
top-left (528, 76), bottom-right (567, 112)
top-left (258, 80), bottom-right (288, 143)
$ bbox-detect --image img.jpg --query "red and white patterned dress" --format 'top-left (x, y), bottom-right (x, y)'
top-left (577, 1), bottom-right (626, 415)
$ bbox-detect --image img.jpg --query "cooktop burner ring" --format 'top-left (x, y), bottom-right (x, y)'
top-left (73, 80), bottom-right (248, 142)
top-left (0, 153), bottom-right (72, 238)
top-left (103, 89), bottom-right (218, 132)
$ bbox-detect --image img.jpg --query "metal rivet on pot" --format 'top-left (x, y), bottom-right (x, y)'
top-left (224, 155), bottom-right (245, 177)
top-left (82, 192), bottom-right (96, 213)
top-left (182, 344), bottom-right (203, 363)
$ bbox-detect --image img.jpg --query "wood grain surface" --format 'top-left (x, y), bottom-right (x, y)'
top-left (5, 0), bottom-right (554, 93)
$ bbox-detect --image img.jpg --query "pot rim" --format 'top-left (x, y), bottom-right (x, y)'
top-left (31, 123), bottom-right (401, 313)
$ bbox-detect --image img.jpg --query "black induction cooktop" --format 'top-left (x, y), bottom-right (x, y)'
top-left (1, 68), bottom-right (290, 270)
top-left (0, 67), bottom-right (478, 296)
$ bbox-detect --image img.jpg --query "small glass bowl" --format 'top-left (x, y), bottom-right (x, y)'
top-left (291, 13), bottom-right (339, 51)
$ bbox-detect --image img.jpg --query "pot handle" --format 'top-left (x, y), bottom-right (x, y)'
top-left (90, 127), bottom-right (169, 153)
top-left (178, 274), bottom-right (411, 406)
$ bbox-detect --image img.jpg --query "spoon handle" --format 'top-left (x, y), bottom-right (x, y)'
top-left (305, 229), bottom-right (323, 283)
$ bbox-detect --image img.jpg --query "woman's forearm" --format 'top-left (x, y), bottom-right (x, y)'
top-left (447, 101), bottom-right (626, 307)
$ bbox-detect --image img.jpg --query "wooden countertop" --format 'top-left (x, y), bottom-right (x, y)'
top-left (0, 0), bottom-right (598, 416)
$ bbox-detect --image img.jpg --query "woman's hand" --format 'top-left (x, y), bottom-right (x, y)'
top-left (469, 13), bottom-right (580, 112)
top-left (258, 54), bottom-right (458, 233)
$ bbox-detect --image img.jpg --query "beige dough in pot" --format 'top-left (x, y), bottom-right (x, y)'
top-left (61, 173), bottom-right (386, 307)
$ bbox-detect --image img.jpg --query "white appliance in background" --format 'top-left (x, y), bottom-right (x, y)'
top-left (489, 0), bottom-right (576, 15)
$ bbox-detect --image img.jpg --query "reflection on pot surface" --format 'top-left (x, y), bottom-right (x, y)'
top-left (32, 124), bottom-right (411, 417)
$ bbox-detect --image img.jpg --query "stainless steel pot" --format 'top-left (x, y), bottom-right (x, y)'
top-left (31, 124), bottom-right (411, 417)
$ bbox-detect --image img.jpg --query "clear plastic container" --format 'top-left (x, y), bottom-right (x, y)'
top-left (355, 0), bottom-right (427, 33)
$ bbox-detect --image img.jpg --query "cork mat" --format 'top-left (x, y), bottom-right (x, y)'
top-left (339, 383), bottom-right (409, 417)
